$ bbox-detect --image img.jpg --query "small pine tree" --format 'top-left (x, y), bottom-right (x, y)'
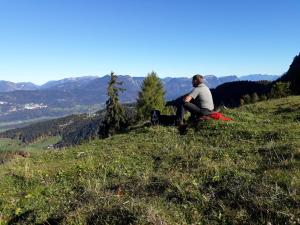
top-left (260, 94), bottom-right (267, 101)
top-left (270, 82), bottom-right (291, 98)
top-left (136, 71), bottom-right (165, 120)
top-left (104, 72), bottom-right (125, 136)
top-left (240, 98), bottom-right (245, 106)
top-left (243, 94), bottom-right (251, 104)
top-left (251, 92), bottom-right (259, 103)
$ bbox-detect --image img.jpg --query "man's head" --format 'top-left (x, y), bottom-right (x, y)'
top-left (192, 74), bottom-right (204, 87)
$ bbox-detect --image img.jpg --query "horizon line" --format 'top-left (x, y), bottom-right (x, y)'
top-left (1, 73), bottom-right (280, 86)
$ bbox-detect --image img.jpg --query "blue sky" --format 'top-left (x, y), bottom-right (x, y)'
top-left (0, 0), bottom-right (299, 84)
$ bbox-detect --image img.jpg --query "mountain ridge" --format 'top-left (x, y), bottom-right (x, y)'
top-left (0, 81), bottom-right (39, 92)
top-left (0, 74), bottom-right (279, 93)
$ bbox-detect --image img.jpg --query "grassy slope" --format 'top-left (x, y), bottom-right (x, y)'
top-left (0, 138), bottom-right (23, 152)
top-left (0, 136), bottom-right (61, 152)
top-left (0, 136), bottom-right (61, 165)
top-left (0, 97), bottom-right (299, 225)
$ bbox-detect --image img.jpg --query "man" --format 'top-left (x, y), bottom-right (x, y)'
top-left (166, 74), bottom-right (214, 125)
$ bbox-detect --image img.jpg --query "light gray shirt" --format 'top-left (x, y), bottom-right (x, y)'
top-left (188, 83), bottom-right (214, 110)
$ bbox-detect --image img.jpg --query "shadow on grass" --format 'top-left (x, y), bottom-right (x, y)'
top-left (86, 207), bottom-right (136, 225)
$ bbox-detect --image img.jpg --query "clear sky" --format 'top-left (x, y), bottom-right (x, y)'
top-left (0, 0), bottom-right (299, 84)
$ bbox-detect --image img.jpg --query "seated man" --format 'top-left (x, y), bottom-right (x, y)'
top-left (166, 74), bottom-right (214, 125)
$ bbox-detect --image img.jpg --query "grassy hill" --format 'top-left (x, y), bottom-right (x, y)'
top-left (0, 96), bottom-right (299, 225)
top-left (0, 136), bottom-right (61, 153)
top-left (0, 136), bottom-right (61, 164)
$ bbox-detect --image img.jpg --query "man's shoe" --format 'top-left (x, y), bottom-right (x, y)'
top-left (198, 115), bottom-right (211, 121)
top-left (175, 120), bottom-right (184, 126)
top-left (178, 124), bottom-right (188, 135)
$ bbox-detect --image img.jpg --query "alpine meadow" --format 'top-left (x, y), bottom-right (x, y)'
top-left (1, 1), bottom-right (300, 224)
top-left (0, 96), bottom-right (299, 224)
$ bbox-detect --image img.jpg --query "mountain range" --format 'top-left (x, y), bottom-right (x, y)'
top-left (0, 74), bottom-right (279, 125)
top-left (0, 74), bottom-right (278, 93)
top-left (0, 81), bottom-right (39, 92)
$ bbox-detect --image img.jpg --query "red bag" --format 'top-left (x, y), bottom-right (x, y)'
top-left (208, 112), bottom-right (232, 121)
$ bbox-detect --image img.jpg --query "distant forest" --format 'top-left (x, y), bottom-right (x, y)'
top-left (212, 52), bottom-right (300, 106)
top-left (212, 80), bottom-right (271, 107)
top-left (0, 106), bottom-right (136, 147)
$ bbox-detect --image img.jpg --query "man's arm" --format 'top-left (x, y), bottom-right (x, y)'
top-left (183, 95), bottom-right (193, 103)
top-left (183, 88), bottom-right (198, 102)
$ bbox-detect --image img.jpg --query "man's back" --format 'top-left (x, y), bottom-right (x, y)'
top-left (189, 83), bottom-right (214, 110)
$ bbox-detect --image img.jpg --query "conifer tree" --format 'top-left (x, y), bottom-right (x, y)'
top-left (251, 92), bottom-right (259, 103)
top-left (243, 94), bottom-right (251, 104)
top-left (104, 72), bottom-right (125, 136)
top-left (136, 71), bottom-right (165, 120)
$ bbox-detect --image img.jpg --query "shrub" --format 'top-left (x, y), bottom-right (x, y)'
top-left (270, 82), bottom-right (291, 98)
top-left (251, 92), bottom-right (259, 103)
top-left (243, 94), bottom-right (251, 104)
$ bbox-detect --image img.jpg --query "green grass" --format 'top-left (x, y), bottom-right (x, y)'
top-left (0, 96), bottom-right (299, 224)
top-left (0, 136), bottom-right (61, 166)
top-left (0, 138), bottom-right (23, 152)
top-left (0, 136), bottom-right (61, 153)
top-left (23, 136), bottom-right (61, 153)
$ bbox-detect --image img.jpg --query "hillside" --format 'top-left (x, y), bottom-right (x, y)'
top-left (0, 96), bottom-right (299, 224)
top-left (277, 53), bottom-right (300, 94)
top-left (211, 80), bottom-right (272, 107)
top-left (0, 105), bottom-right (135, 147)
top-left (0, 136), bottom-right (61, 164)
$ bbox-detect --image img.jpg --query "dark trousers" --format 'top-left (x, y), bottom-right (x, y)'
top-left (169, 96), bottom-right (212, 123)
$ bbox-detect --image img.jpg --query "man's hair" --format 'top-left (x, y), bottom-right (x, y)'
top-left (192, 74), bottom-right (204, 83)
